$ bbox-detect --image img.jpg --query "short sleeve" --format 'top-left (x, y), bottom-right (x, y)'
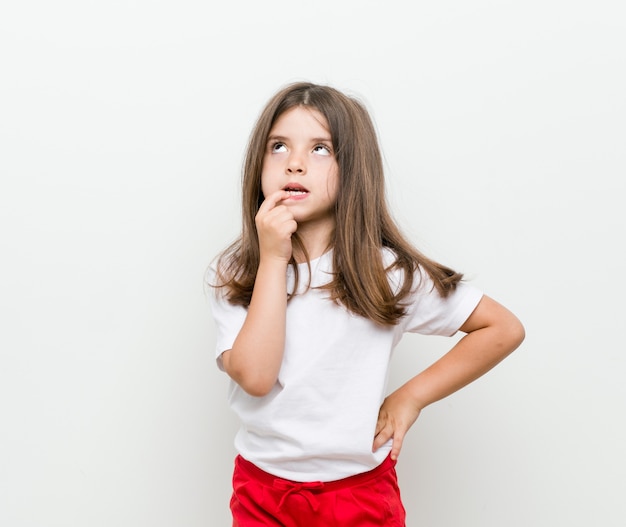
top-left (400, 269), bottom-right (483, 337)
top-left (206, 263), bottom-right (247, 370)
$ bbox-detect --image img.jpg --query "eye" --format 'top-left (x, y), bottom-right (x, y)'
top-left (313, 144), bottom-right (332, 156)
top-left (271, 142), bottom-right (287, 153)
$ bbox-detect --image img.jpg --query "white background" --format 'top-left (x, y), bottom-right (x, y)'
top-left (1, 1), bottom-right (625, 526)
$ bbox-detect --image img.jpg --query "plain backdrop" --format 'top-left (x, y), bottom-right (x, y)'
top-left (1, 1), bottom-right (625, 526)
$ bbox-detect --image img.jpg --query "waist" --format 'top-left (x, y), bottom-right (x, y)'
top-left (235, 452), bottom-right (397, 489)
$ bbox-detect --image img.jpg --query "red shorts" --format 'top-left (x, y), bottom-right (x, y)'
top-left (230, 454), bottom-right (406, 526)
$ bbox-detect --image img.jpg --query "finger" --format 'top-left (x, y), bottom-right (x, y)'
top-left (390, 429), bottom-right (406, 460)
top-left (374, 414), bottom-right (385, 436)
top-left (260, 207), bottom-right (297, 235)
top-left (259, 189), bottom-right (290, 213)
top-left (372, 424), bottom-right (392, 452)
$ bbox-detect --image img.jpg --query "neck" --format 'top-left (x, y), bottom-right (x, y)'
top-left (292, 222), bottom-right (334, 263)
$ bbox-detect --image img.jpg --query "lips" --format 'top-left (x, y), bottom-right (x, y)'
top-left (282, 183), bottom-right (309, 195)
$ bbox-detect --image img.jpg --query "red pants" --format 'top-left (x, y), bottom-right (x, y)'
top-left (230, 454), bottom-right (406, 526)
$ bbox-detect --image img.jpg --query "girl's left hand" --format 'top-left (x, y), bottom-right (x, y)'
top-left (373, 387), bottom-right (422, 460)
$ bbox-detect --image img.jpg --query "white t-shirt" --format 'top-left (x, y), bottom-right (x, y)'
top-left (209, 249), bottom-right (483, 482)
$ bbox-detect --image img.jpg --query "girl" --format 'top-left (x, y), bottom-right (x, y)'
top-left (208, 82), bottom-right (525, 526)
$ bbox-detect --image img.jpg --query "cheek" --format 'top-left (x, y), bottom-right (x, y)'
top-left (326, 168), bottom-right (340, 202)
top-left (260, 171), bottom-right (274, 198)
top-left (260, 159), bottom-right (273, 196)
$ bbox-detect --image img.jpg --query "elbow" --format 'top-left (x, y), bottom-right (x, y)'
top-left (491, 315), bottom-right (525, 360)
top-left (507, 317), bottom-right (526, 354)
top-left (238, 377), bottom-right (276, 397)
top-left (516, 321), bottom-right (526, 347)
top-left (222, 353), bottom-right (277, 397)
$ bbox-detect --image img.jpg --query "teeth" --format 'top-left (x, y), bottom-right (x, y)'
top-left (286, 189), bottom-right (307, 195)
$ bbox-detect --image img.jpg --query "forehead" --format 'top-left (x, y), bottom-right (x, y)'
top-left (270, 106), bottom-right (331, 137)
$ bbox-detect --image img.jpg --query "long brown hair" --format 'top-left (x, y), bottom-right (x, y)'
top-left (213, 82), bottom-right (462, 326)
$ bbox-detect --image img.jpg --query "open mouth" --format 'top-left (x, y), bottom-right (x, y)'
top-left (283, 185), bottom-right (309, 196)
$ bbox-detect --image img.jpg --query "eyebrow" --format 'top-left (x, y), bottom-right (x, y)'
top-left (267, 134), bottom-right (332, 144)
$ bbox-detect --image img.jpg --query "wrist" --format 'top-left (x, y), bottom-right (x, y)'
top-left (396, 377), bottom-right (432, 412)
top-left (258, 255), bottom-right (291, 270)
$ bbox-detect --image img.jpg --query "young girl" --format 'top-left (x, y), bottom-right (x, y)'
top-left (208, 82), bottom-right (525, 526)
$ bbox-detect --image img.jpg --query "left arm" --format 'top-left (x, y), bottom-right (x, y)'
top-left (373, 294), bottom-right (525, 460)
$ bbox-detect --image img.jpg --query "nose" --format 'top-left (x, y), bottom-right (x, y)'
top-left (286, 150), bottom-right (306, 175)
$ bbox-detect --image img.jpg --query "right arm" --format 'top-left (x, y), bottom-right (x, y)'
top-left (221, 190), bottom-right (295, 396)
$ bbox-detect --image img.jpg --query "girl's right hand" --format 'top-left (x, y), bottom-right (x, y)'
top-left (255, 190), bottom-right (297, 263)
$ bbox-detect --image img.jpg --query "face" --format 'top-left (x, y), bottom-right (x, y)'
top-left (261, 106), bottom-right (339, 233)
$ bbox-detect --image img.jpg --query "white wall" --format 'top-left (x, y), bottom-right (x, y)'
top-left (1, 1), bottom-right (624, 526)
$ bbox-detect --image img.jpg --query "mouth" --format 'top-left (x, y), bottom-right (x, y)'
top-left (282, 184), bottom-right (309, 196)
